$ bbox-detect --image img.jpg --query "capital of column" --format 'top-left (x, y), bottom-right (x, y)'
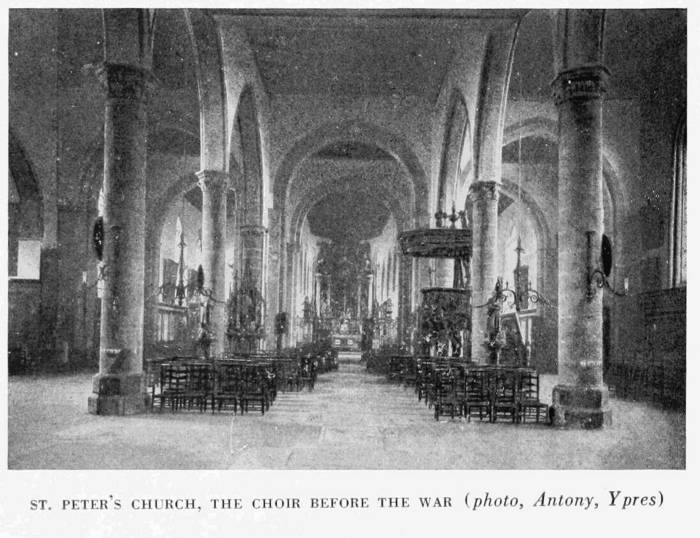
top-left (552, 64), bottom-right (610, 106)
top-left (468, 181), bottom-right (500, 204)
top-left (196, 170), bottom-right (229, 192)
top-left (96, 62), bottom-right (156, 102)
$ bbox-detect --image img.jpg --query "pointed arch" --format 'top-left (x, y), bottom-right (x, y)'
top-left (437, 90), bottom-right (470, 210)
top-left (234, 85), bottom-right (264, 227)
top-left (183, 8), bottom-right (227, 170)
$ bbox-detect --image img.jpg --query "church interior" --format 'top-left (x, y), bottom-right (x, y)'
top-left (7, 8), bottom-right (686, 469)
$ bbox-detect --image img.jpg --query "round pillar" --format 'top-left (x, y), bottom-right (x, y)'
top-left (287, 241), bottom-right (300, 343)
top-left (197, 169), bottom-right (229, 358)
top-left (434, 258), bottom-right (454, 288)
top-left (469, 180), bottom-right (499, 364)
top-left (240, 224), bottom-right (266, 290)
top-left (314, 272), bottom-right (322, 316)
top-left (551, 64), bottom-right (612, 428)
top-left (88, 63), bottom-right (153, 415)
top-left (397, 254), bottom-right (413, 347)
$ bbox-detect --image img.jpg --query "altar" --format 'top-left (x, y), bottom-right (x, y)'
top-left (330, 334), bottom-right (361, 351)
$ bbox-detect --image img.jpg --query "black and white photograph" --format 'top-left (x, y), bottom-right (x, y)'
top-left (2, 3), bottom-right (695, 535)
top-left (5, 5), bottom-right (688, 470)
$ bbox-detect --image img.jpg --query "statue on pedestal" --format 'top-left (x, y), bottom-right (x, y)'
top-left (484, 277), bottom-right (506, 364)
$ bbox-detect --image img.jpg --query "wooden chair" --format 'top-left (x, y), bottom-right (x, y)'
top-left (492, 369), bottom-right (518, 423)
top-left (277, 358), bottom-right (300, 392)
top-left (517, 369), bottom-right (550, 424)
top-left (181, 363), bottom-right (212, 412)
top-left (211, 363), bottom-right (241, 414)
top-left (415, 359), bottom-right (430, 403)
top-left (299, 357), bottom-right (317, 391)
top-left (402, 357), bottom-right (418, 388)
top-left (262, 364), bottom-right (278, 404)
top-left (239, 366), bottom-right (270, 415)
top-left (419, 362), bottom-right (439, 408)
top-left (433, 369), bottom-right (460, 420)
top-left (151, 363), bottom-right (187, 412)
top-left (387, 355), bottom-right (403, 383)
top-left (464, 368), bottom-right (491, 422)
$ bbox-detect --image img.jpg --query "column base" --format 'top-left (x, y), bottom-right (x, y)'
top-left (551, 384), bottom-right (612, 429)
top-left (88, 373), bottom-right (148, 415)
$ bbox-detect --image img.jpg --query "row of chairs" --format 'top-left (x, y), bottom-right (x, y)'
top-left (150, 360), bottom-right (275, 414)
top-left (148, 349), bottom-right (332, 414)
top-left (379, 354), bottom-right (550, 424)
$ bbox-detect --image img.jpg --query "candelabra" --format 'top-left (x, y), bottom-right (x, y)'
top-left (586, 231), bottom-right (629, 301)
top-left (502, 236), bottom-right (551, 312)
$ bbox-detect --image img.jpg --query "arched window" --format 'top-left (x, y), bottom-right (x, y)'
top-left (670, 114), bottom-right (686, 287)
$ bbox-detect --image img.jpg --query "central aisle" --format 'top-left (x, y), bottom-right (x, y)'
top-left (231, 352), bottom-right (437, 468)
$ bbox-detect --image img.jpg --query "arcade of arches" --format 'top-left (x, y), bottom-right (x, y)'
top-left (7, 9), bottom-right (686, 469)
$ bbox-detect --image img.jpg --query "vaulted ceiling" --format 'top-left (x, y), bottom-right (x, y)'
top-left (224, 10), bottom-right (522, 100)
top-left (307, 189), bottom-right (391, 242)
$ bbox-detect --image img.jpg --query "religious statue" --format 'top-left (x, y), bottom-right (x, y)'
top-left (459, 209), bottom-right (468, 230)
top-left (363, 254), bottom-right (372, 273)
top-left (383, 298), bottom-right (393, 318)
top-left (199, 298), bottom-right (211, 327)
top-left (303, 296), bottom-right (314, 323)
top-left (484, 277), bottom-right (506, 364)
top-left (486, 278), bottom-right (503, 335)
top-left (197, 322), bottom-right (212, 360)
top-left (321, 301), bottom-right (333, 319)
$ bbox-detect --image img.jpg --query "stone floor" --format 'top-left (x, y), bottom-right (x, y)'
top-left (8, 354), bottom-right (685, 469)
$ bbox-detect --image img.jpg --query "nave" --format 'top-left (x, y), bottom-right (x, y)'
top-left (7, 8), bottom-right (686, 471)
top-left (8, 354), bottom-right (684, 470)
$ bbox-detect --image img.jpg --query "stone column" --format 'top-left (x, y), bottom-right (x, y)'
top-left (314, 272), bottom-right (322, 316)
top-left (88, 63), bottom-right (152, 415)
top-left (197, 170), bottom-right (228, 357)
top-left (469, 181), bottom-right (499, 364)
top-left (327, 275), bottom-right (333, 309)
top-left (397, 254), bottom-right (413, 346)
top-left (434, 258), bottom-right (454, 288)
top-left (287, 242), bottom-right (300, 343)
top-left (240, 224), bottom-right (266, 290)
top-left (551, 64), bottom-right (612, 428)
top-left (266, 208), bottom-right (282, 348)
top-left (141, 212), bottom-right (162, 356)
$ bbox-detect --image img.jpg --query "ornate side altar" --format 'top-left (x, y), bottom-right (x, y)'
top-left (227, 270), bottom-right (265, 353)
